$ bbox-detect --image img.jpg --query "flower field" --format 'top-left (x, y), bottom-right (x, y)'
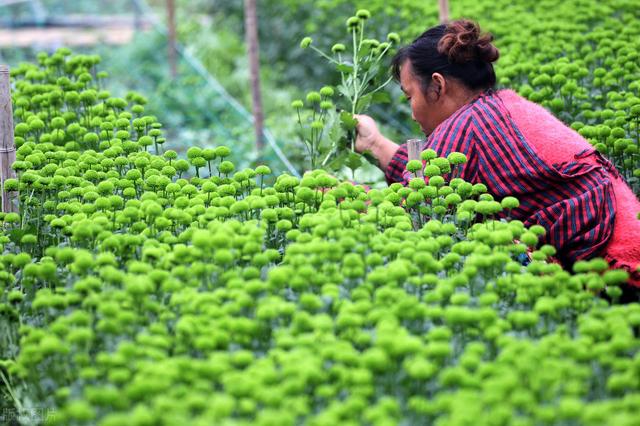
top-left (1, 1), bottom-right (640, 426)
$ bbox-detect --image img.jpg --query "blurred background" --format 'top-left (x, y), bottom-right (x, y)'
top-left (0, 0), bottom-right (427, 182)
top-left (3, 1), bottom-right (640, 186)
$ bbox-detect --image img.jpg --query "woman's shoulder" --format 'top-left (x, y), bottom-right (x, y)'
top-left (463, 88), bottom-right (513, 125)
top-left (496, 88), bottom-right (595, 165)
top-left (494, 89), bottom-right (555, 119)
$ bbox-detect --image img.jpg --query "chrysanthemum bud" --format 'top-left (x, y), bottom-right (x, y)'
top-left (501, 196), bottom-right (520, 210)
top-left (319, 86), bottom-right (334, 97)
top-left (424, 165), bottom-right (441, 177)
top-left (310, 120), bottom-right (324, 130)
top-left (331, 43), bottom-right (346, 53)
top-left (529, 224), bottom-right (546, 236)
top-left (29, 118), bottom-right (45, 131)
top-left (346, 16), bottom-right (360, 29)
top-left (520, 232), bottom-right (538, 247)
top-left (420, 149), bottom-right (437, 161)
top-left (447, 152), bottom-right (467, 165)
top-left (406, 160), bottom-right (423, 173)
top-left (430, 157), bottom-right (451, 174)
top-left (387, 32), bottom-right (400, 43)
top-left (291, 99), bottom-right (304, 109)
top-left (409, 178), bottom-right (426, 190)
top-left (300, 37), bottom-right (313, 49)
top-left (356, 9), bottom-right (371, 19)
top-left (406, 191), bottom-right (424, 207)
top-left (363, 39), bottom-right (380, 48)
top-left (215, 146), bottom-right (231, 158)
top-left (429, 176), bottom-right (445, 187)
top-left (219, 160), bottom-right (235, 174)
top-left (320, 101), bottom-right (334, 110)
top-left (4, 178), bottom-right (18, 191)
top-left (15, 123), bottom-right (29, 136)
top-left (306, 91), bottom-right (321, 104)
top-left (255, 165), bottom-right (271, 175)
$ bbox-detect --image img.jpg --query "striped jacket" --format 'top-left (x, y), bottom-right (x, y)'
top-left (385, 89), bottom-right (639, 284)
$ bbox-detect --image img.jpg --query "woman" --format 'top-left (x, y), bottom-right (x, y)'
top-left (355, 19), bottom-right (640, 289)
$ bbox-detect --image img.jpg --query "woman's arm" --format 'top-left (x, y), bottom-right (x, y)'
top-left (355, 112), bottom-right (477, 186)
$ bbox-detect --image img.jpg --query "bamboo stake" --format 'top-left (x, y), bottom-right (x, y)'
top-left (0, 64), bottom-right (17, 213)
top-left (438, 0), bottom-right (450, 24)
top-left (407, 138), bottom-right (424, 178)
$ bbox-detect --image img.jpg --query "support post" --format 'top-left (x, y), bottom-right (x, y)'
top-left (132, 0), bottom-right (143, 32)
top-left (244, 0), bottom-right (264, 153)
top-left (0, 65), bottom-right (17, 213)
top-left (438, 0), bottom-right (450, 24)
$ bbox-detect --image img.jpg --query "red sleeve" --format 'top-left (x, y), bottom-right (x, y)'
top-left (384, 143), bottom-right (409, 185)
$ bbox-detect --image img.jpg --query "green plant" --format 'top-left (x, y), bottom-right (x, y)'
top-left (296, 9), bottom-right (400, 176)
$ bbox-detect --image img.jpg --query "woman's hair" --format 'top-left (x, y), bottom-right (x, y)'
top-left (391, 19), bottom-right (500, 91)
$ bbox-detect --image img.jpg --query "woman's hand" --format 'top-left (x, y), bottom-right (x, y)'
top-left (353, 114), bottom-right (400, 171)
top-left (354, 114), bottom-right (382, 154)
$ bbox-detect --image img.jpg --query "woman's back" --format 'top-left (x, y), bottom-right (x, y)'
top-left (455, 89), bottom-right (617, 270)
top-left (498, 89), bottom-right (640, 285)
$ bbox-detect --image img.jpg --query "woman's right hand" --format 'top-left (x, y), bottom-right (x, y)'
top-left (353, 114), bottom-right (400, 171)
top-left (354, 114), bottom-right (381, 154)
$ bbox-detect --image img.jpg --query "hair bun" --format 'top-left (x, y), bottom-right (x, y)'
top-left (437, 19), bottom-right (499, 64)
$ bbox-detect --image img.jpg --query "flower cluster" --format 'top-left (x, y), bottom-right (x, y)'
top-left (297, 9), bottom-right (401, 177)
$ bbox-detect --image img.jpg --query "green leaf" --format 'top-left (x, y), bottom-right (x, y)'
top-left (355, 94), bottom-right (373, 113)
top-left (345, 151), bottom-right (363, 170)
top-left (362, 63), bottom-right (379, 78)
top-left (317, 110), bottom-right (342, 160)
top-left (337, 84), bottom-right (353, 100)
top-left (328, 115), bottom-right (346, 143)
top-left (357, 44), bottom-right (372, 60)
top-left (336, 63), bottom-right (354, 73)
top-left (327, 150), bottom-right (349, 170)
top-left (372, 91), bottom-right (391, 104)
top-left (340, 111), bottom-right (358, 131)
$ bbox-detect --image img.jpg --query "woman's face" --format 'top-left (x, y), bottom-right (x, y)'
top-left (399, 60), bottom-right (456, 137)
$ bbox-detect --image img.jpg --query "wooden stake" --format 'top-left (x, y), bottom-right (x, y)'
top-left (0, 64), bottom-right (17, 213)
top-left (244, 0), bottom-right (265, 153)
top-left (438, 0), bottom-right (450, 24)
top-left (407, 138), bottom-right (424, 178)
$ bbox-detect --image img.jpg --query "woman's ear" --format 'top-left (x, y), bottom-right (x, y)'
top-left (431, 73), bottom-right (447, 99)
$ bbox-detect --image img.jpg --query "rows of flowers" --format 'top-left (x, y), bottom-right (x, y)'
top-left (0, 48), bottom-right (638, 426)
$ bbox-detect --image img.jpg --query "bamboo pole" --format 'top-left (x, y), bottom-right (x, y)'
top-left (0, 64), bottom-right (17, 213)
top-left (438, 0), bottom-right (450, 24)
top-left (244, 0), bottom-right (265, 153)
